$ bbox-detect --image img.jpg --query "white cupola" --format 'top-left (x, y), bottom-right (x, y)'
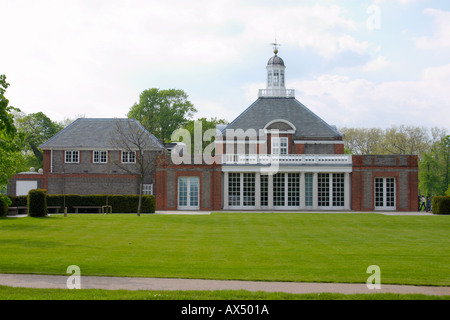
top-left (258, 44), bottom-right (295, 98)
top-left (266, 48), bottom-right (286, 89)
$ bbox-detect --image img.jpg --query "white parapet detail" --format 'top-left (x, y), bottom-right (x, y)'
top-left (222, 154), bottom-right (352, 165)
top-left (258, 89), bottom-right (295, 98)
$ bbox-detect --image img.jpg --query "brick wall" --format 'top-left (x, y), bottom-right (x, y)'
top-left (351, 155), bottom-right (418, 211)
top-left (155, 155), bottom-right (222, 211)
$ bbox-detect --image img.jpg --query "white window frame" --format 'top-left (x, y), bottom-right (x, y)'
top-left (142, 184), bottom-right (153, 195)
top-left (272, 137), bottom-right (288, 155)
top-left (65, 150), bottom-right (79, 163)
top-left (122, 151), bottom-right (136, 164)
top-left (375, 177), bottom-right (396, 210)
top-left (93, 150), bottom-right (108, 164)
top-left (317, 173), bottom-right (345, 209)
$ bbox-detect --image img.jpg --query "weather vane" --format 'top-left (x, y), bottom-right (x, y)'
top-left (270, 39), bottom-right (281, 54)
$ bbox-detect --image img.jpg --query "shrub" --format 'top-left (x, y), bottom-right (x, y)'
top-left (9, 195), bottom-right (28, 207)
top-left (0, 194), bottom-right (11, 217)
top-left (45, 194), bottom-right (156, 214)
top-left (431, 196), bottom-right (450, 215)
top-left (28, 189), bottom-right (47, 217)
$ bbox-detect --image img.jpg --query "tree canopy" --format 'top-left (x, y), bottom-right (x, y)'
top-left (15, 111), bottom-right (64, 163)
top-left (127, 88), bottom-right (197, 143)
top-left (0, 75), bottom-right (21, 204)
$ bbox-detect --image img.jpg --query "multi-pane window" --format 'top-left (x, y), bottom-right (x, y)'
top-left (93, 151), bottom-right (108, 163)
top-left (318, 173), bottom-right (330, 207)
top-left (318, 173), bottom-right (346, 208)
top-left (122, 151), bottom-right (136, 164)
top-left (142, 184), bottom-right (153, 195)
top-left (273, 173), bottom-right (285, 207)
top-left (288, 173), bottom-right (300, 207)
top-left (243, 173), bottom-right (255, 207)
top-left (267, 71), bottom-right (273, 87)
top-left (305, 173), bottom-right (313, 207)
top-left (332, 174), bottom-right (345, 207)
top-left (273, 71), bottom-right (280, 86)
top-left (272, 137), bottom-right (288, 155)
top-left (375, 177), bottom-right (396, 210)
top-left (228, 173), bottom-right (241, 207)
top-left (260, 175), bottom-right (268, 207)
top-left (65, 151), bottom-right (79, 163)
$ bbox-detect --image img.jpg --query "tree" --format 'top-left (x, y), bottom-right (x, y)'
top-left (181, 117), bottom-right (228, 153)
top-left (0, 75), bottom-right (21, 207)
top-left (339, 127), bottom-right (383, 155)
top-left (15, 111), bottom-right (64, 165)
top-left (110, 119), bottom-right (163, 216)
top-left (127, 88), bottom-right (197, 143)
top-left (418, 135), bottom-right (449, 196)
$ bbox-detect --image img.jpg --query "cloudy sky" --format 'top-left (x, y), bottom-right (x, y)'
top-left (1, 0), bottom-right (449, 129)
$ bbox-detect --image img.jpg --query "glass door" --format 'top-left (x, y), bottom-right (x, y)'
top-left (178, 177), bottom-right (200, 210)
top-left (375, 177), bottom-right (396, 210)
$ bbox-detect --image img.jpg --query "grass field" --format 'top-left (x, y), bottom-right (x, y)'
top-left (0, 213), bottom-right (449, 287)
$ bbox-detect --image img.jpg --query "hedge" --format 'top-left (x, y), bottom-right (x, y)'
top-left (0, 195), bottom-right (10, 217)
top-left (431, 196), bottom-right (450, 215)
top-left (28, 189), bottom-right (48, 217)
top-left (46, 194), bottom-right (155, 214)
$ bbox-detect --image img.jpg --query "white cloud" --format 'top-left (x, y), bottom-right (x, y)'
top-left (362, 56), bottom-right (390, 72)
top-left (0, 0), bottom-right (375, 122)
top-left (416, 8), bottom-right (450, 49)
top-left (290, 64), bottom-right (450, 129)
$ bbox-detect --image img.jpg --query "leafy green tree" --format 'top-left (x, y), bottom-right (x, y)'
top-left (128, 88), bottom-right (197, 143)
top-left (182, 117), bottom-right (228, 153)
top-left (0, 75), bottom-right (21, 206)
top-left (15, 111), bottom-right (64, 165)
top-left (419, 135), bottom-right (450, 196)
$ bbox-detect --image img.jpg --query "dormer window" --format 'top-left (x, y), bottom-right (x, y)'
top-left (272, 137), bottom-right (288, 155)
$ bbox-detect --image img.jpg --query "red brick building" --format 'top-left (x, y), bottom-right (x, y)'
top-left (155, 49), bottom-right (418, 212)
top-left (9, 49), bottom-right (418, 212)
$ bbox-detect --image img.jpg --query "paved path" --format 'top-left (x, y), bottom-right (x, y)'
top-left (0, 274), bottom-right (449, 296)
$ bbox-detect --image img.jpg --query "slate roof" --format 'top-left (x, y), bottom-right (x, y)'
top-left (222, 97), bottom-right (341, 139)
top-left (40, 118), bottom-right (164, 150)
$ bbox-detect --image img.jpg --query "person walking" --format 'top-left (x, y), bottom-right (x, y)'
top-left (419, 195), bottom-right (426, 211)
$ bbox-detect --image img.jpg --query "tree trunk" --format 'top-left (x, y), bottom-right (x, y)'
top-left (137, 179), bottom-right (143, 216)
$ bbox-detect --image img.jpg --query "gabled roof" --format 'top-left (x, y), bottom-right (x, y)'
top-left (40, 118), bottom-right (164, 150)
top-left (222, 97), bottom-right (341, 139)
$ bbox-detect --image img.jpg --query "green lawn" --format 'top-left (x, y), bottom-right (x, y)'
top-left (0, 213), bottom-right (449, 286)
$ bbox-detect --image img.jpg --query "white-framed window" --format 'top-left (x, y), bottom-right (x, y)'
top-left (272, 137), bottom-right (288, 155)
top-left (142, 184), bottom-right (153, 195)
top-left (273, 70), bottom-right (280, 86)
top-left (318, 173), bottom-right (345, 208)
top-left (228, 173), bottom-right (241, 207)
top-left (267, 71), bottom-right (273, 87)
top-left (93, 151), bottom-right (108, 163)
top-left (122, 151), bottom-right (136, 164)
top-left (65, 151), bottom-right (79, 163)
top-left (375, 177), bottom-right (396, 210)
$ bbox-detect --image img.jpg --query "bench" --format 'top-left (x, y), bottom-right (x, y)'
top-left (73, 206), bottom-right (103, 213)
top-left (7, 206), bottom-right (27, 216)
top-left (47, 206), bottom-right (60, 214)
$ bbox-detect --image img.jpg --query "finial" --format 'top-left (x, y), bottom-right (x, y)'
top-left (270, 39), bottom-right (281, 55)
